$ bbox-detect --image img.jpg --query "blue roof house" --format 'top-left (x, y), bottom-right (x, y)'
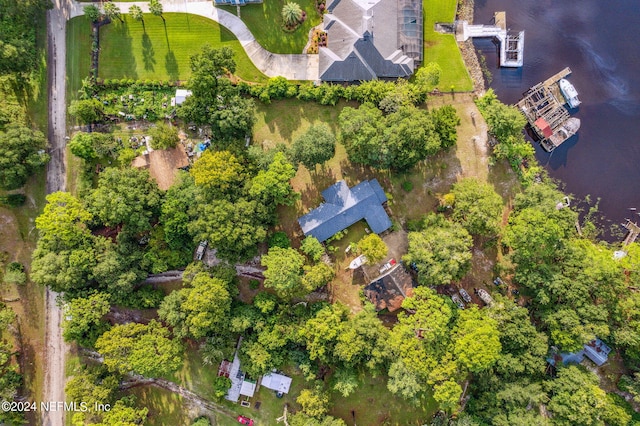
top-left (297, 179), bottom-right (392, 242)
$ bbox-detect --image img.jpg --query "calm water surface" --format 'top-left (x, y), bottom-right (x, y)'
top-left (473, 0), bottom-right (640, 236)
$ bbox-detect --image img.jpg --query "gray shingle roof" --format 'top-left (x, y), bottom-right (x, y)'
top-left (319, 0), bottom-right (421, 82)
top-left (298, 179), bottom-right (392, 242)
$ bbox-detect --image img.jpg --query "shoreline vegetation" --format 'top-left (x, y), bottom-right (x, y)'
top-left (456, 0), bottom-right (487, 94)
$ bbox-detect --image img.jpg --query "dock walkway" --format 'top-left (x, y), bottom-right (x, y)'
top-left (455, 12), bottom-right (524, 67)
top-left (516, 67), bottom-right (574, 151)
top-left (623, 219), bottom-right (640, 246)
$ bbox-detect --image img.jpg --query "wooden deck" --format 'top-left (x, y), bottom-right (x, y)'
top-left (623, 219), bottom-right (640, 246)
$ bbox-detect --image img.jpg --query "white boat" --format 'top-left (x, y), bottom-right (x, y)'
top-left (348, 254), bottom-right (367, 269)
top-left (476, 288), bottom-right (494, 306)
top-left (547, 117), bottom-right (581, 150)
top-left (558, 79), bottom-right (581, 108)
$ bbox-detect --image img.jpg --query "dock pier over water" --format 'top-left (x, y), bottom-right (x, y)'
top-left (623, 219), bottom-right (640, 246)
top-left (455, 12), bottom-right (524, 67)
top-left (516, 67), bottom-right (574, 151)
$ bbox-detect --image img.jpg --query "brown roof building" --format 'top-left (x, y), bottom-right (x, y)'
top-left (364, 264), bottom-right (414, 312)
top-left (132, 146), bottom-right (189, 190)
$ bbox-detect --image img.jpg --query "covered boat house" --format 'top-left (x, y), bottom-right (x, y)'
top-left (297, 179), bottom-right (392, 242)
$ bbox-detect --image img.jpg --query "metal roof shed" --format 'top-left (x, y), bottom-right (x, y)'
top-left (261, 373), bottom-right (292, 394)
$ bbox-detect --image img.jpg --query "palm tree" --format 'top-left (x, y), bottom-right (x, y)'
top-left (129, 5), bottom-right (143, 23)
top-left (149, 0), bottom-right (164, 21)
top-left (282, 2), bottom-right (303, 27)
top-left (103, 2), bottom-right (123, 23)
top-left (83, 5), bottom-right (102, 23)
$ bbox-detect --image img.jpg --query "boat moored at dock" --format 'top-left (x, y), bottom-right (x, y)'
top-left (558, 79), bottom-right (582, 108)
top-left (516, 68), bottom-right (581, 151)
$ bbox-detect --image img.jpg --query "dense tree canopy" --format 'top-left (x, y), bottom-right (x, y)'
top-left (339, 103), bottom-right (452, 170)
top-left (248, 151), bottom-right (297, 206)
top-left (95, 320), bottom-right (183, 377)
top-left (450, 178), bottom-right (503, 237)
top-left (69, 99), bottom-right (104, 124)
top-left (357, 234), bottom-right (388, 263)
top-left (190, 150), bottom-right (245, 199)
top-left (403, 213), bottom-right (473, 286)
top-left (148, 123), bottom-right (179, 150)
top-left (291, 123), bottom-right (336, 170)
top-left (158, 272), bottom-right (231, 339)
top-left (0, 0), bottom-right (50, 75)
top-left (262, 247), bottom-right (305, 300)
top-left (62, 292), bottom-right (111, 348)
top-left (87, 167), bottom-right (162, 233)
top-left (179, 46), bottom-right (255, 142)
top-left (0, 124), bottom-right (48, 190)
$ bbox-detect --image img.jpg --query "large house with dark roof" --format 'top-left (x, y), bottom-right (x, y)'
top-left (319, 0), bottom-right (423, 82)
top-left (297, 179), bottom-right (392, 242)
top-left (364, 263), bottom-right (415, 312)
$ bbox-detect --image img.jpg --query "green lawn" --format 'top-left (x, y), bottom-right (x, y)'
top-left (422, 0), bottom-right (473, 91)
top-left (97, 13), bottom-right (267, 83)
top-left (66, 16), bottom-right (93, 102)
top-left (329, 373), bottom-right (437, 425)
top-left (220, 0), bottom-right (321, 54)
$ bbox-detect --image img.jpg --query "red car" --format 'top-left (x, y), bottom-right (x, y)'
top-left (237, 415), bottom-right (254, 426)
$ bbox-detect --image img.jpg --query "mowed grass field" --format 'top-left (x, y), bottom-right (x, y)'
top-left (98, 13), bottom-right (267, 83)
top-left (422, 0), bottom-right (473, 91)
top-left (66, 16), bottom-right (93, 101)
top-left (220, 0), bottom-right (321, 53)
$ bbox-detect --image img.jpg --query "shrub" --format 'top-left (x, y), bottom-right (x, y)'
top-left (4, 262), bottom-right (26, 285)
top-left (401, 181), bottom-right (413, 192)
top-left (268, 231), bottom-right (291, 248)
top-left (0, 194), bottom-right (26, 207)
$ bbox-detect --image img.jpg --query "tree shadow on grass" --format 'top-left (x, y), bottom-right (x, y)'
top-left (106, 21), bottom-right (137, 80)
top-left (142, 32), bottom-right (156, 71)
top-left (165, 51), bottom-right (179, 82)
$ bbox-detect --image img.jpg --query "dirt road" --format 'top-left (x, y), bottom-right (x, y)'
top-left (44, 1), bottom-right (73, 425)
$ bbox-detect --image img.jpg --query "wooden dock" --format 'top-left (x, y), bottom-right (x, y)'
top-left (455, 12), bottom-right (524, 67)
top-left (516, 67), bottom-right (573, 151)
top-left (623, 219), bottom-right (640, 246)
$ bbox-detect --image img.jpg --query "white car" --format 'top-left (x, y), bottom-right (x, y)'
top-left (195, 240), bottom-right (208, 260)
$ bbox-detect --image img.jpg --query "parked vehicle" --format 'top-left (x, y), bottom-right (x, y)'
top-left (451, 294), bottom-right (465, 309)
top-left (476, 288), bottom-right (494, 306)
top-left (459, 288), bottom-right (472, 303)
top-left (493, 277), bottom-right (504, 286)
top-left (237, 416), bottom-right (254, 426)
top-left (195, 240), bottom-right (207, 261)
top-left (379, 258), bottom-right (397, 274)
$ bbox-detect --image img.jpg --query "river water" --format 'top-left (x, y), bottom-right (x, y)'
top-left (473, 0), bottom-right (640, 236)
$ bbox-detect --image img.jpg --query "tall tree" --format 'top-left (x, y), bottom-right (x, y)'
top-left (191, 198), bottom-right (267, 261)
top-left (148, 122), bottom-right (179, 150)
top-left (357, 234), bottom-right (388, 263)
top-left (546, 365), bottom-right (607, 426)
top-left (83, 5), bottom-right (101, 23)
top-left (95, 320), bottom-right (183, 377)
top-left (62, 292), bottom-right (111, 348)
top-left (0, 124), bottom-right (48, 190)
top-left (450, 177), bottom-right (503, 237)
top-left (190, 150), bottom-right (245, 199)
top-left (158, 272), bottom-right (231, 339)
top-left (102, 2), bottom-right (122, 23)
top-left (453, 306), bottom-right (502, 373)
top-left (128, 5), bottom-right (143, 22)
top-left (248, 151), bottom-right (297, 206)
top-left (262, 247), bottom-right (305, 300)
top-left (87, 167), bottom-right (162, 232)
top-left (290, 123), bottom-right (336, 170)
top-left (403, 213), bottom-right (473, 286)
top-left (68, 132), bottom-right (98, 160)
top-left (68, 99), bottom-right (104, 125)
top-left (148, 0), bottom-right (164, 20)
